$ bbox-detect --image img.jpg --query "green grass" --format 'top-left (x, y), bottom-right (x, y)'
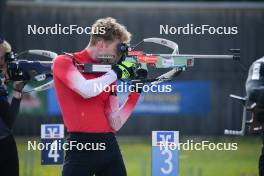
top-left (16, 136), bottom-right (261, 176)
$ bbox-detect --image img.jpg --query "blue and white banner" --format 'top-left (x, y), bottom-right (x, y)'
top-left (119, 81), bottom-right (211, 116)
top-left (47, 89), bottom-right (61, 115)
top-left (47, 80), bottom-right (211, 117)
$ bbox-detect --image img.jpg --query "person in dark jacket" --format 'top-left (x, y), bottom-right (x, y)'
top-left (0, 37), bottom-right (25, 176)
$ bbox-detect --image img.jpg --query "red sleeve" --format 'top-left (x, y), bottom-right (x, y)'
top-left (53, 55), bottom-right (117, 98)
top-left (106, 91), bottom-right (140, 131)
top-left (52, 55), bottom-right (74, 88)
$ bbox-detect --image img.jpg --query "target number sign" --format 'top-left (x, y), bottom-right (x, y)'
top-left (152, 131), bottom-right (179, 176)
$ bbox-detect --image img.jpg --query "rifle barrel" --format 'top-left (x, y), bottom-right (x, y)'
top-left (38, 61), bottom-right (53, 64)
top-left (146, 54), bottom-right (235, 59)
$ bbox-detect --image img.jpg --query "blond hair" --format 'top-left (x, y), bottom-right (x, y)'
top-left (89, 17), bottom-right (131, 46)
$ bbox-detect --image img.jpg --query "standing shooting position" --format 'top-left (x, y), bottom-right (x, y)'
top-left (53, 17), bottom-right (143, 176)
top-left (0, 37), bottom-right (26, 176)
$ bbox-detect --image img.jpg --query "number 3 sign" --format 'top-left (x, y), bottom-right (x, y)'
top-left (152, 131), bottom-right (179, 176)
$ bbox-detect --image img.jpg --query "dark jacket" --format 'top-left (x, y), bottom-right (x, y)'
top-left (246, 57), bottom-right (264, 104)
top-left (0, 94), bottom-right (21, 140)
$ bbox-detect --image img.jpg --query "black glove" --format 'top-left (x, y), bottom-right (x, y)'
top-left (112, 61), bottom-right (137, 80)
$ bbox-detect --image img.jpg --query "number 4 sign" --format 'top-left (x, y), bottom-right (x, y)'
top-left (152, 131), bottom-right (179, 176)
top-left (41, 124), bottom-right (64, 165)
top-left (41, 138), bottom-right (64, 165)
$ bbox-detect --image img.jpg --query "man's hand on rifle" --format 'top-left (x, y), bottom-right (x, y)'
top-left (112, 60), bottom-right (137, 80)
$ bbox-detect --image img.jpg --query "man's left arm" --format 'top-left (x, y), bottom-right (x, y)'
top-left (105, 91), bottom-right (140, 131)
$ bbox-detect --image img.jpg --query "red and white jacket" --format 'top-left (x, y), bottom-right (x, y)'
top-left (53, 49), bottom-right (140, 133)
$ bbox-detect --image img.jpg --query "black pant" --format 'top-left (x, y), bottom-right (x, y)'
top-left (0, 135), bottom-right (19, 176)
top-left (62, 132), bottom-right (127, 176)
